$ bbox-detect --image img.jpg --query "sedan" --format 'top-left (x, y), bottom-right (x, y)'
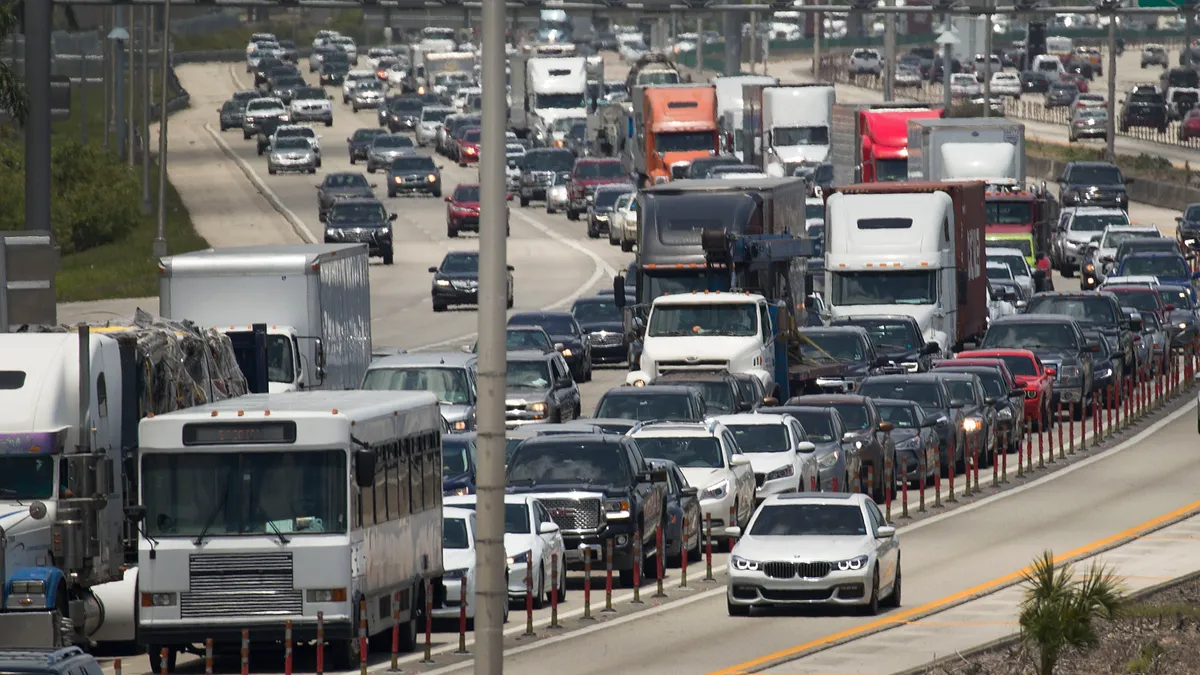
top-left (646, 458), bottom-right (703, 564)
top-left (727, 493), bottom-right (901, 615)
top-left (346, 127), bottom-right (388, 165)
top-left (315, 171), bottom-right (376, 223)
top-left (350, 79), bottom-right (386, 112)
top-left (570, 295), bottom-right (625, 364)
top-left (430, 250), bottom-right (514, 312)
top-left (1045, 82), bottom-right (1081, 108)
top-left (267, 137), bottom-right (318, 175)
top-left (872, 399), bottom-right (941, 487)
top-left (1069, 107), bottom-right (1109, 142)
top-left (366, 135), bottom-right (417, 173)
top-left (445, 183), bottom-right (511, 237)
top-left (387, 155), bottom-right (443, 198)
top-left (717, 413), bottom-right (818, 502)
top-left (949, 73), bottom-right (981, 98)
top-left (217, 100), bottom-right (245, 130)
top-left (894, 65), bottom-right (922, 88)
top-left (445, 494), bottom-right (566, 608)
top-left (1180, 109), bottom-right (1200, 142)
top-left (508, 311), bottom-right (592, 382)
top-left (989, 71), bottom-right (1022, 98)
top-left (758, 406), bottom-right (859, 492)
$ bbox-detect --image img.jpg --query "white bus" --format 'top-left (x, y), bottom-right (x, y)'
top-left (135, 391), bottom-right (443, 671)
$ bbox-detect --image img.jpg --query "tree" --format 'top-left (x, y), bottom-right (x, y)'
top-left (1018, 550), bottom-right (1123, 675)
top-left (0, 3), bottom-right (27, 126)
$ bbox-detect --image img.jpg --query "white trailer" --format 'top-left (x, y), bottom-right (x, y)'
top-left (906, 117), bottom-right (1026, 184)
top-left (711, 75), bottom-right (778, 157)
top-left (135, 390), bottom-right (444, 671)
top-left (159, 245), bottom-right (372, 393)
top-left (756, 84), bottom-right (836, 176)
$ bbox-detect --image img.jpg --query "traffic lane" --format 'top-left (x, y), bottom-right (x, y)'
top-left (216, 64), bottom-right (609, 351)
top-left (495, 400), bottom-right (1200, 675)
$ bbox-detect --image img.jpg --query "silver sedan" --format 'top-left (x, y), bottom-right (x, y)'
top-left (267, 138), bottom-right (318, 174)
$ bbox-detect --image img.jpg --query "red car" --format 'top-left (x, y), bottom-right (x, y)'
top-left (956, 349), bottom-right (1055, 430)
top-left (565, 158), bottom-right (630, 222)
top-left (456, 127), bottom-right (482, 167)
top-left (1061, 73), bottom-right (1089, 93)
top-left (1180, 109), bottom-right (1200, 142)
top-left (445, 183), bottom-right (511, 238)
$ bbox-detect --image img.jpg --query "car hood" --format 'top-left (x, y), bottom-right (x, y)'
top-left (443, 548), bottom-right (475, 573)
top-left (449, 201), bottom-right (480, 210)
top-left (579, 320), bottom-right (623, 334)
top-left (831, 305), bottom-right (939, 342)
top-left (890, 428), bottom-right (921, 445)
top-left (736, 535), bottom-right (874, 563)
top-left (504, 532), bottom-right (538, 558)
top-left (548, 333), bottom-right (582, 347)
top-left (1028, 348), bottom-right (1079, 369)
top-left (575, 177), bottom-right (628, 188)
top-left (323, 188), bottom-right (373, 199)
top-left (743, 452), bottom-right (794, 474)
top-left (1066, 181), bottom-right (1126, 193)
top-left (505, 388), bottom-right (553, 404)
top-left (327, 220), bottom-right (388, 229)
top-left (679, 467), bottom-right (727, 492)
top-left (372, 148), bottom-right (415, 156)
top-left (438, 271), bottom-right (478, 281)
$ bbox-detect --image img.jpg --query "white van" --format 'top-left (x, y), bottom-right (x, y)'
top-left (1032, 54), bottom-right (1066, 82)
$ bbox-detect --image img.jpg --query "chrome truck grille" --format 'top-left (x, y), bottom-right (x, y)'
top-left (763, 561), bottom-right (832, 579)
top-left (656, 359), bottom-right (729, 373)
top-left (182, 552), bottom-right (301, 618)
top-left (539, 497), bottom-right (602, 530)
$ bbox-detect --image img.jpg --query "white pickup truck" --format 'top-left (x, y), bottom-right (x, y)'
top-left (848, 48), bottom-right (883, 75)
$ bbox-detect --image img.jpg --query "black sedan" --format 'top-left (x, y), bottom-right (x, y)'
top-left (315, 171), bottom-right (376, 222)
top-left (217, 100), bottom-right (244, 131)
top-left (430, 250), bottom-right (514, 312)
top-left (319, 60), bottom-right (349, 86)
top-left (872, 398), bottom-right (941, 488)
top-left (347, 127), bottom-right (388, 165)
top-left (1045, 82), bottom-right (1081, 108)
top-left (387, 155), bottom-right (442, 198)
top-left (570, 295), bottom-right (625, 364)
top-left (644, 458), bottom-right (701, 565)
top-left (508, 311), bottom-right (593, 382)
top-left (322, 198), bottom-right (396, 265)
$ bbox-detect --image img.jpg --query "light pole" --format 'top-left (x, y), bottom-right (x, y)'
top-left (142, 5), bottom-right (152, 215)
top-left (982, 2), bottom-right (993, 118)
top-left (24, 0), bottom-right (52, 231)
top-left (937, 24), bottom-right (958, 113)
top-left (1104, 5), bottom-right (1118, 161)
top-left (154, 0), bottom-right (171, 259)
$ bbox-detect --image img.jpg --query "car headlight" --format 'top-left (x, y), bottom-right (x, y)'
top-left (444, 568), bottom-right (469, 580)
top-left (731, 555), bottom-right (760, 571)
top-left (604, 499), bottom-right (631, 518)
top-left (962, 417), bottom-right (981, 432)
top-left (530, 402), bottom-right (547, 413)
top-left (1096, 367), bottom-right (1113, 379)
top-left (428, 174), bottom-right (438, 182)
top-left (835, 555), bottom-right (870, 571)
top-left (507, 551), bottom-right (529, 565)
top-left (765, 464), bottom-right (794, 481)
top-left (1059, 365), bottom-right (1081, 383)
top-left (435, 279), bottom-right (451, 286)
top-left (561, 348), bottom-right (573, 358)
top-left (702, 480), bottom-right (729, 500)
top-left (817, 451), bottom-right (840, 468)
top-left (999, 408), bottom-right (1014, 420)
top-left (1180, 323), bottom-right (1189, 330)
top-left (895, 437), bottom-right (922, 450)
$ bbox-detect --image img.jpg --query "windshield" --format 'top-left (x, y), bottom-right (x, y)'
top-left (507, 361), bottom-right (551, 389)
top-left (0, 456), bottom-right (55, 499)
top-left (392, 157), bottom-right (436, 172)
top-left (362, 366), bottom-right (471, 405)
top-left (983, 322), bottom-right (1078, 350)
top-left (247, 100), bottom-right (281, 112)
top-left (806, 202), bottom-right (824, 220)
top-left (1072, 213), bottom-right (1129, 232)
top-left (799, 332), bottom-right (864, 362)
top-left (391, 99), bottom-right (424, 112)
top-left (1067, 167), bottom-right (1123, 185)
top-left (142, 450), bottom-right (347, 536)
top-left (507, 442), bottom-right (628, 484)
top-left (859, 381), bottom-right (943, 408)
top-left (274, 138), bottom-right (310, 151)
top-left (537, 93), bottom-right (586, 109)
top-left (655, 131), bottom-right (714, 153)
top-left (324, 174), bottom-right (369, 189)
top-left (595, 393), bottom-right (694, 421)
top-left (503, 329), bottom-right (552, 352)
top-left (328, 202), bottom-right (386, 223)
top-left (1157, 288), bottom-right (1193, 308)
top-left (874, 159), bottom-right (908, 182)
top-left (832, 271), bottom-right (937, 305)
top-left (647, 303), bottom-right (757, 337)
top-left (572, 162), bottom-right (626, 182)
top-left (828, 403), bottom-right (868, 430)
top-left (375, 136), bottom-right (413, 149)
top-left (635, 436), bottom-right (723, 469)
top-left (986, 201), bottom-right (1032, 224)
top-left (571, 299), bottom-right (620, 323)
top-left (750, 504), bottom-right (866, 536)
top-left (1123, 256), bottom-right (1188, 278)
top-left (1108, 289), bottom-right (1161, 313)
top-left (944, 380), bottom-right (978, 405)
top-left (463, 129), bottom-right (481, 142)
top-left (423, 108), bottom-right (451, 121)
top-left (357, 80), bottom-right (383, 91)
top-left (987, 266), bottom-right (1013, 281)
top-left (1103, 230), bottom-right (1159, 248)
top-left (1185, 206), bottom-right (1200, 221)
top-left (971, 371), bottom-right (1007, 397)
top-left (441, 254), bottom-right (478, 273)
top-left (991, 255), bottom-right (1028, 278)
top-left (727, 425), bottom-right (788, 453)
top-left (265, 335), bottom-right (295, 384)
top-left (876, 404), bottom-right (918, 428)
top-left (293, 88), bottom-right (326, 101)
top-left (594, 189), bottom-right (631, 209)
top-left (785, 410), bottom-right (834, 442)
top-left (773, 126), bottom-right (829, 146)
top-left (352, 129), bottom-right (386, 142)
top-left (670, 381), bottom-right (734, 414)
top-left (525, 151), bottom-right (575, 172)
top-left (511, 315), bottom-right (575, 336)
top-left (453, 186), bottom-right (481, 201)
top-left (640, 71), bottom-right (680, 86)
top-left (444, 517), bottom-right (470, 549)
top-left (443, 439), bottom-right (473, 476)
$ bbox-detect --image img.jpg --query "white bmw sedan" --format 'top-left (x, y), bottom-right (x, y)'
top-left (726, 493), bottom-right (901, 616)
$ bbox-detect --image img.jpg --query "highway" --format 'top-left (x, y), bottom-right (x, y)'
top-left (75, 44), bottom-right (1200, 675)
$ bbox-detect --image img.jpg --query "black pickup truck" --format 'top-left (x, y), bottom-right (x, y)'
top-left (506, 433), bottom-right (667, 587)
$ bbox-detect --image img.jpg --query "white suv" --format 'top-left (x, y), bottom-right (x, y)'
top-left (628, 419), bottom-right (756, 537)
top-left (714, 413), bottom-right (818, 504)
top-left (1051, 207), bottom-right (1131, 276)
top-left (848, 49), bottom-right (882, 75)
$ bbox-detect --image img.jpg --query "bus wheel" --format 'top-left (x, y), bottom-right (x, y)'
top-left (398, 584), bottom-right (419, 652)
top-left (331, 601), bottom-right (363, 669)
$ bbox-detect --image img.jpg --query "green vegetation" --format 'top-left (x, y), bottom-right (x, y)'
top-left (172, 10), bottom-right (383, 53)
top-left (1018, 551), bottom-right (1123, 675)
top-left (1027, 139), bottom-right (1200, 186)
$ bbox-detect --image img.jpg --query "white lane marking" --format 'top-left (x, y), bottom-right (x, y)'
top-left (202, 123), bottom-right (318, 243)
top-left (407, 210), bottom-right (618, 352)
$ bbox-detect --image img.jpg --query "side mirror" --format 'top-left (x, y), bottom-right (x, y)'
top-left (796, 441), bottom-right (816, 453)
top-left (507, 265), bottom-right (515, 271)
top-left (762, 396), bottom-right (778, 406)
top-left (922, 341), bottom-right (940, 355)
top-left (556, 376), bottom-right (573, 389)
top-left (444, 196), bottom-right (452, 202)
top-left (1010, 389), bottom-right (1024, 398)
top-left (984, 396), bottom-right (996, 405)
top-left (613, 274), bottom-right (627, 308)
top-left (681, 486), bottom-right (699, 498)
top-left (950, 401), bottom-right (965, 408)
top-left (1125, 177), bottom-right (1135, 184)
top-left (936, 415), bottom-right (950, 426)
top-left (920, 416), bottom-right (939, 428)
top-left (725, 525), bottom-right (742, 538)
top-left (354, 449), bottom-right (377, 488)
top-left (538, 521), bottom-right (560, 535)
top-left (731, 455), bottom-right (752, 467)
top-left (1167, 304), bottom-right (1177, 312)
top-left (1045, 367), bottom-right (1057, 377)
top-left (388, 213), bottom-right (398, 221)
top-left (877, 421), bottom-right (894, 433)
top-left (876, 525), bottom-right (896, 539)
top-left (842, 432), bottom-right (858, 443)
top-left (370, 184), bottom-right (378, 189)
top-left (124, 504), bottom-right (147, 523)
top-left (346, 137), bottom-right (352, 142)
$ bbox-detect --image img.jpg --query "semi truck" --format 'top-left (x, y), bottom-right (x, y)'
top-left (829, 102), bottom-right (944, 186)
top-left (823, 181), bottom-right (989, 355)
top-left (742, 83), bottom-right (836, 177)
top-left (623, 83), bottom-right (719, 184)
top-left (159, 245), bottom-right (373, 393)
top-left (509, 54), bottom-right (589, 143)
top-left (623, 52), bottom-right (682, 92)
top-left (906, 118), bottom-right (1056, 264)
top-left (712, 75), bottom-right (778, 159)
top-left (0, 316), bottom-right (248, 648)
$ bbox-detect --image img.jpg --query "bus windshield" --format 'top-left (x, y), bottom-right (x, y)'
top-left (142, 450), bottom-right (348, 536)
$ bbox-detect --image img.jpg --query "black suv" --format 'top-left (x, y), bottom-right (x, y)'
top-left (654, 372), bottom-right (750, 415)
top-left (981, 314), bottom-right (1099, 415)
top-left (797, 326), bottom-right (893, 391)
top-left (323, 198), bottom-right (396, 264)
top-left (1120, 84), bottom-right (1168, 133)
top-left (1057, 161), bottom-right (1131, 211)
top-left (1025, 291), bottom-right (1135, 376)
top-left (506, 434), bottom-right (667, 587)
top-left (593, 385), bottom-right (707, 422)
top-left (830, 315), bottom-right (941, 372)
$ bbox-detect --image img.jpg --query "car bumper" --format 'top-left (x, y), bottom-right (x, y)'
top-left (727, 568), bottom-right (871, 607)
top-left (269, 160), bottom-right (317, 172)
top-left (392, 181), bottom-right (441, 195)
top-left (449, 215), bottom-right (481, 231)
top-left (433, 286), bottom-right (477, 304)
top-left (561, 528), bottom-right (637, 570)
top-left (589, 343), bottom-right (626, 363)
top-left (520, 186), bottom-right (548, 200)
top-left (1072, 127), bottom-right (1106, 138)
top-left (291, 109), bottom-right (332, 122)
top-left (1053, 386), bottom-right (1084, 405)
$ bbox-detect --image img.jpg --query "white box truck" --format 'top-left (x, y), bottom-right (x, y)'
top-left (743, 84), bottom-right (836, 177)
top-left (159, 244), bottom-right (373, 393)
top-left (906, 117), bottom-right (1026, 184)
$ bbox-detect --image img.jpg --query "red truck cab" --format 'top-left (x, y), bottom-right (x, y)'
top-left (860, 107), bottom-right (944, 182)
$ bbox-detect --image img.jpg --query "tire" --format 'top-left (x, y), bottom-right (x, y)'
top-left (257, 146), bottom-right (264, 156)
top-left (883, 561), bottom-right (902, 609)
top-left (308, 168), bottom-right (316, 174)
top-left (367, 166), bottom-right (376, 173)
top-left (433, 301), bottom-right (446, 313)
top-left (587, 224), bottom-right (597, 238)
top-left (547, 205), bottom-right (556, 215)
top-left (567, 209), bottom-right (578, 221)
top-left (349, 156), bottom-right (356, 165)
top-left (243, 131), bottom-right (251, 140)
top-left (621, 240), bottom-right (633, 253)
top-left (557, 561), bottom-right (568, 603)
top-left (398, 585), bottom-right (420, 651)
top-left (352, 104), bottom-right (359, 112)
top-left (383, 250), bottom-right (394, 265)
top-left (432, 189), bottom-right (442, 198)
top-left (532, 564), bottom-right (547, 609)
top-left (325, 119), bottom-right (333, 127)
top-left (447, 228), bottom-right (459, 238)
top-left (583, 361), bottom-right (593, 382)
top-left (507, 295), bottom-right (514, 309)
top-left (864, 568), bottom-right (881, 616)
top-left (388, 191), bottom-right (396, 198)
top-left (520, 196), bottom-right (530, 207)
top-left (268, 168), bottom-right (277, 175)
top-left (148, 647), bottom-right (178, 674)
top-left (619, 567), bottom-right (634, 588)
top-left (727, 599), bottom-right (750, 616)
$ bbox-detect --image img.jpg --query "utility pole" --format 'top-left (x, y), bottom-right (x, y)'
top-left (113, 6), bottom-right (128, 161)
top-left (24, 0), bottom-right (52, 231)
top-left (883, 5), bottom-right (896, 102)
top-left (128, 11), bottom-right (136, 167)
top-left (1105, 11), bottom-right (1117, 161)
top-left (940, 14), bottom-right (954, 113)
top-left (983, 4), bottom-right (993, 117)
top-left (142, 5), bottom-right (153, 216)
top-left (154, 0), bottom-right (171, 259)
top-left (475, 0), bottom-right (508, 670)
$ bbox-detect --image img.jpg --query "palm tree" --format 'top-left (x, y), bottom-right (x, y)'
top-left (1018, 550), bottom-right (1123, 675)
top-left (0, 3), bottom-right (27, 126)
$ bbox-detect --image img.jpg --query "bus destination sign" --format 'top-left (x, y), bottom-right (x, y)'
top-left (182, 421), bottom-right (297, 446)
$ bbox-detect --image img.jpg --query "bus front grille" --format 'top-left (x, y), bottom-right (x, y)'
top-left (182, 552), bottom-right (302, 618)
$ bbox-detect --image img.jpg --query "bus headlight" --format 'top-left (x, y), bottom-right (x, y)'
top-left (140, 592), bottom-right (177, 607)
top-left (306, 588), bottom-right (348, 603)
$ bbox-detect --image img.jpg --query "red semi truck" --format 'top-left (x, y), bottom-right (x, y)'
top-left (830, 103), bottom-right (944, 185)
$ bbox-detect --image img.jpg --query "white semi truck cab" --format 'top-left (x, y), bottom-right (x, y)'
top-left (516, 56), bottom-right (588, 145)
top-left (759, 85), bottom-right (835, 177)
top-left (627, 292), bottom-right (777, 395)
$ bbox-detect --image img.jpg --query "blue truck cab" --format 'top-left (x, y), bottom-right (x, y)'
top-left (0, 648), bottom-right (103, 675)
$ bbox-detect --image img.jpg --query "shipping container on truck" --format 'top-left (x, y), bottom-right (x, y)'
top-left (712, 75), bottom-right (778, 154)
top-left (159, 244), bottom-right (373, 393)
top-left (824, 181), bottom-right (988, 352)
top-left (624, 83), bottom-right (719, 184)
top-left (744, 83), bottom-right (836, 176)
top-left (829, 102), bottom-right (943, 186)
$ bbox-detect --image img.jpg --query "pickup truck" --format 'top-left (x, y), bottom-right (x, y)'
top-left (506, 433), bottom-right (667, 586)
top-left (849, 48), bottom-right (883, 75)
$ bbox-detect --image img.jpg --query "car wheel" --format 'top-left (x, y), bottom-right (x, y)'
top-left (349, 156), bottom-right (356, 164)
top-left (621, 240), bottom-right (633, 253)
top-left (367, 166), bottom-right (375, 173)
top-left (586, 223), bottom-right (597, 238)
top-left (268, 168), bottom-right (277, 175)
top-left (619, 566), bottom-right (634, 588)
top-left (243, 131), bottom-right (251, 140)
top-left (532, 564), bottom-right (547, 609)
top-left (325, 119), bottom-right (333, 127)
top-left (883, 559), bottom-right (902, 609)
top-left (557, 562), bottom-right (568, 603)
top-left (447, 228), bottom-right (459, 238)
top-left (547, 205), bottom-right (556, 214)
top-left (520, 196), bottom-right (529, 207)
top-left (507, 295), bottom-right (514, 309)
top-left (388, 191), bottom-right (396, 198)
top-left (727, 599), bottom-right (750, 617)
top-left (383, 250), bottom-right (394, 265)
top-left (567, 209), bottom-right (578, 221)
top-left (432, 301), bottom-right (446, 313)
top-left (864, 568), bottom-right (881, 616)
